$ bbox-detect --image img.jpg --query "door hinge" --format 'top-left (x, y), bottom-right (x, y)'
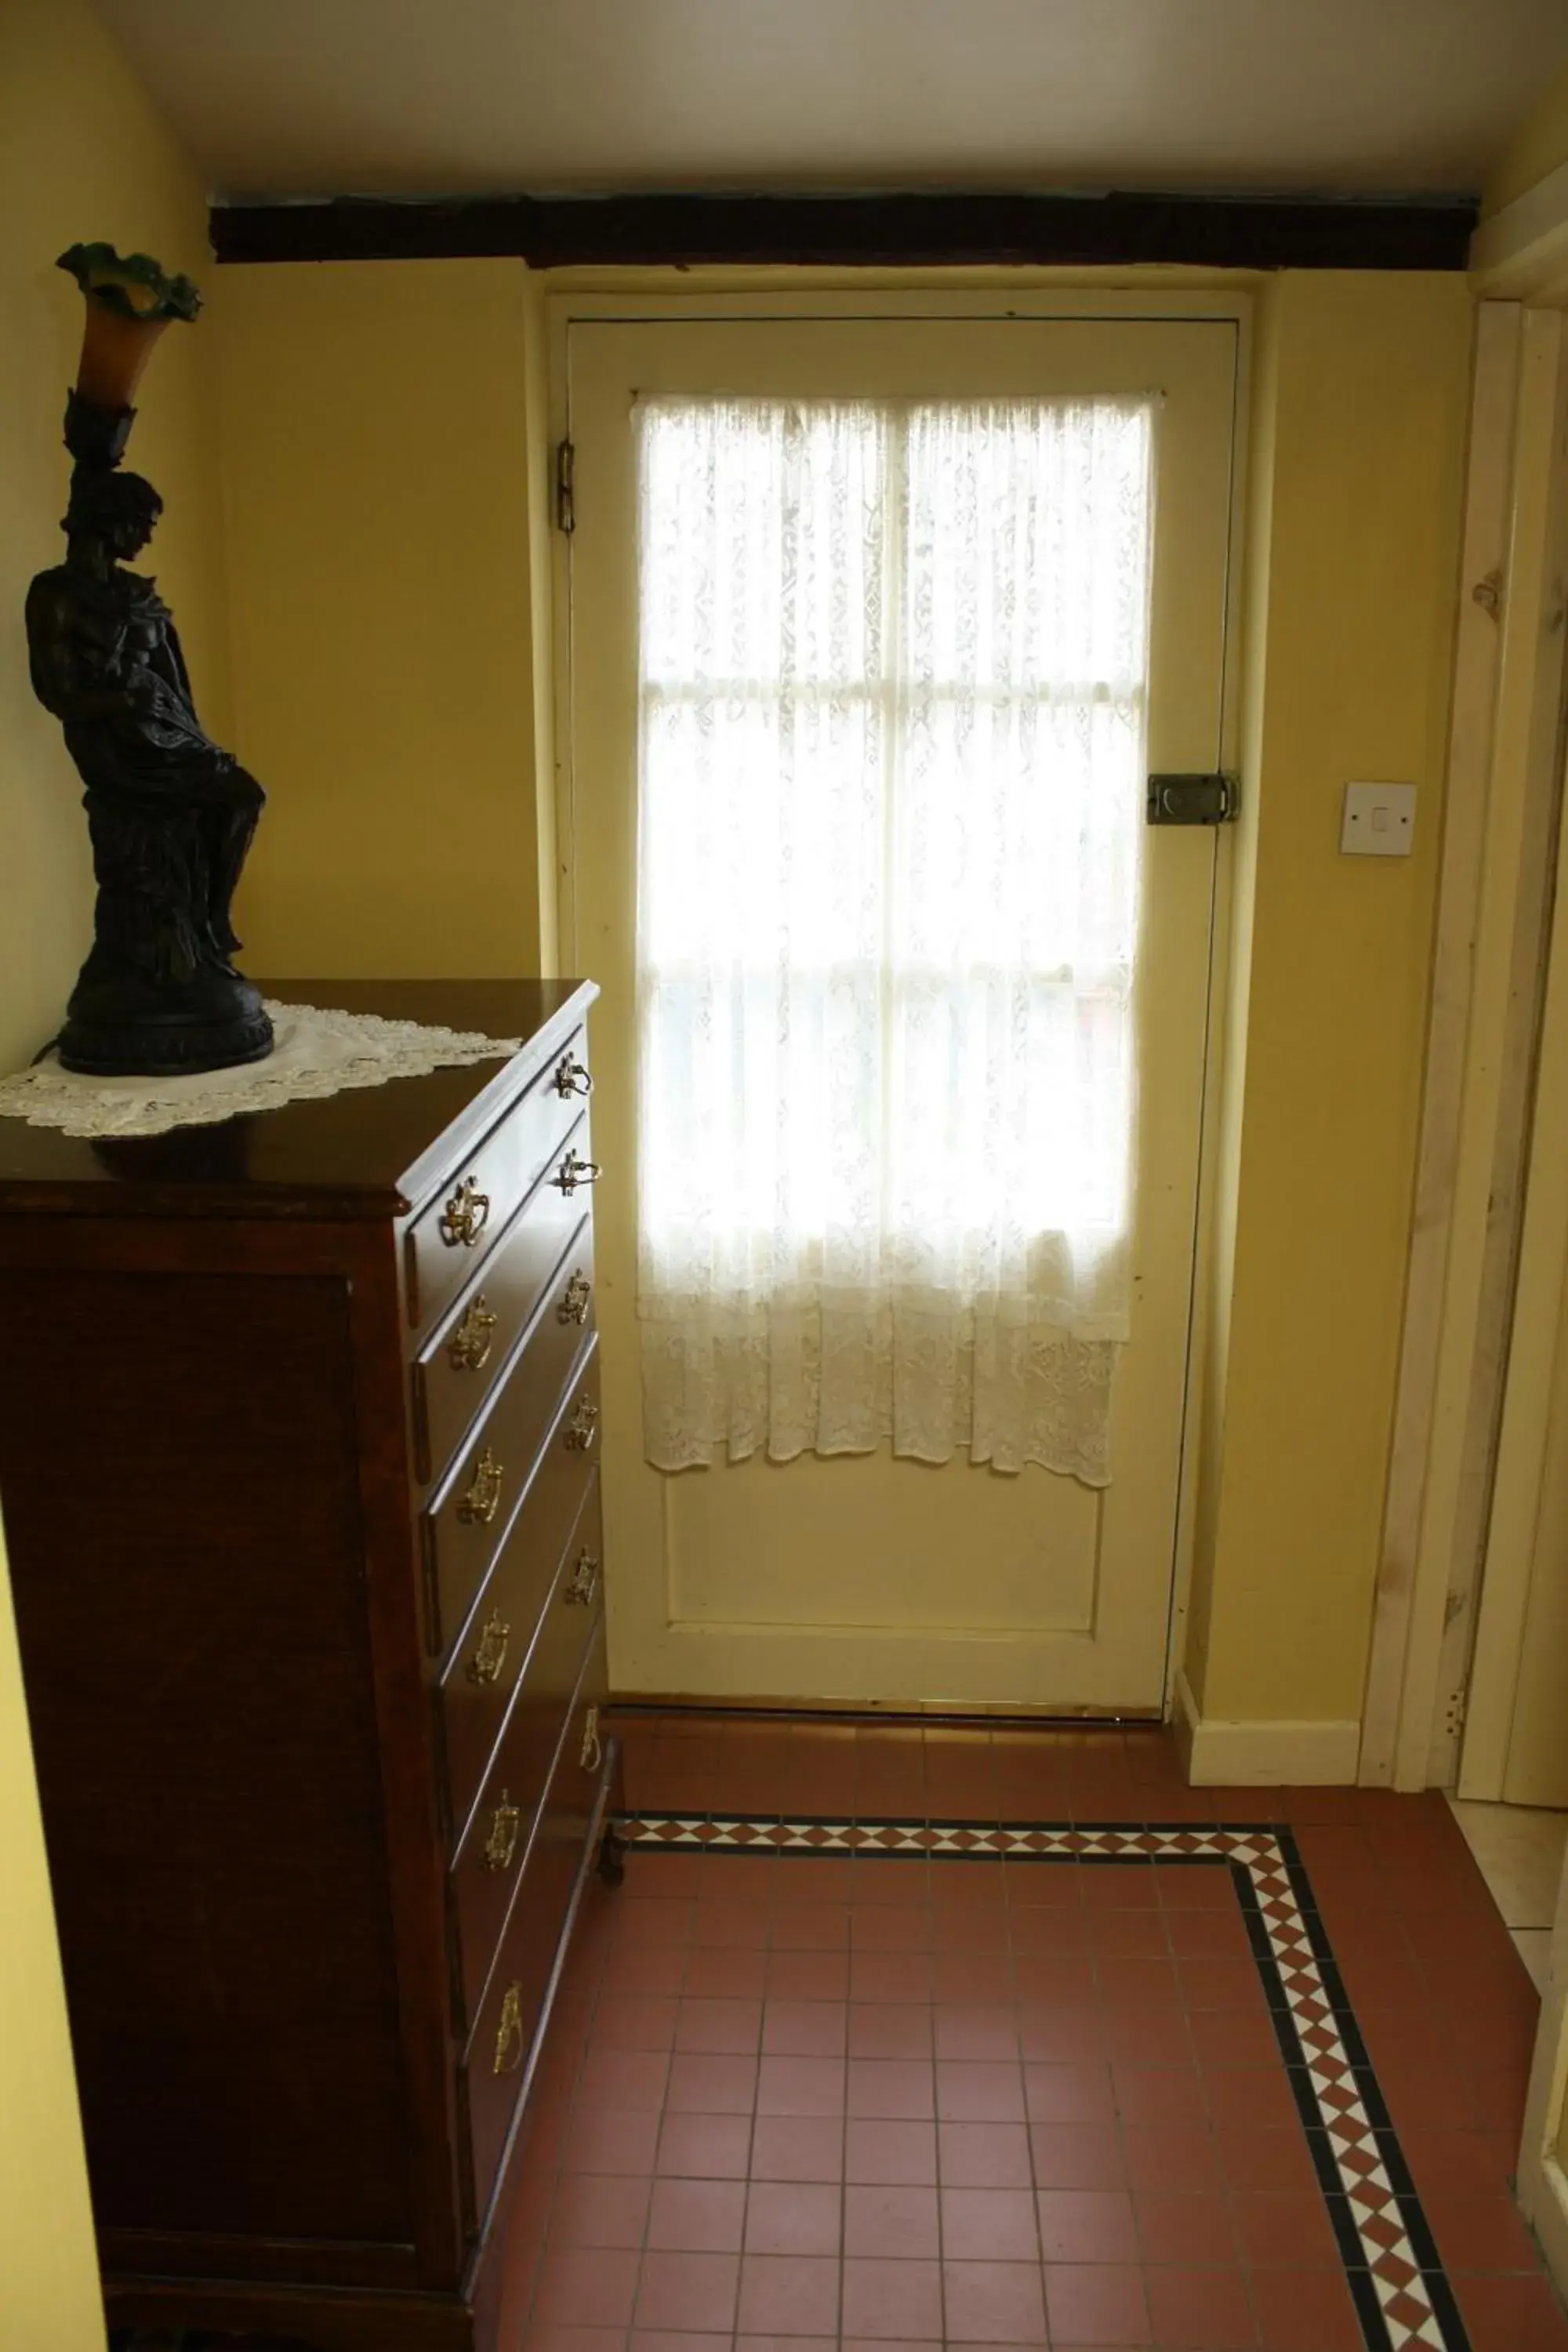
top-left (1146, 772), bottom-right (1238, 826)
top-left (1443, 1682), bottom-right (1468, 1740)
top-left (555, 437), bottom-right (575, 535)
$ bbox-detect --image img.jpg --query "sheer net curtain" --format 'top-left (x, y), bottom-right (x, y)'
top-left (635, 392), bottom-right (1154, 1485)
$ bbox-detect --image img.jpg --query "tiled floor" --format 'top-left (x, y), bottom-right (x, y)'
top-left (490, 1719), bottom-right (1567, 2352)
top-left (1447, 1798), bottom-right (1568, 1994)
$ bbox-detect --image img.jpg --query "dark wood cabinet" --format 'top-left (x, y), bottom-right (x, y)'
top-left (0, 981), bottom-right (620, 2351)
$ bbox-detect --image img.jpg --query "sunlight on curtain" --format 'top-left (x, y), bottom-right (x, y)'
top-left (636, 394), bottom-right (1154, 1483)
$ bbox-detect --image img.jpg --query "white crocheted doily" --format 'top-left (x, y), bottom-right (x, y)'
top-left (0, 1000), bottom-right (522, 1140)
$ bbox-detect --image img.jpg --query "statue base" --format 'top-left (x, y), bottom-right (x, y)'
top-left (58, 970), bottom-right (274, 1077)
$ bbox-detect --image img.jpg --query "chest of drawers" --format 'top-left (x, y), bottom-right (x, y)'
top-left (0, 979), bottom-right (620, 2352)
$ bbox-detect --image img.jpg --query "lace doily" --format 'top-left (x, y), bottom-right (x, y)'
top-left (0, 1001), bottom-right (522, 1139)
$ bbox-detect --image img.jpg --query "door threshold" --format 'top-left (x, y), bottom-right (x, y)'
top-left (606, 1694), bottom-right (1163, 1732)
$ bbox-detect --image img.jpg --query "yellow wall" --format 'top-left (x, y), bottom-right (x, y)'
top-left (209, 257), bottom-right (1473, 1733)
top-left (0, 0), bottom-right (232, 1076)
top-left (211, 259), bottom-right (557, 979)
top-left (1185, 274), bottom-right (1473, 1725)
top-left (1485, 57), bottom-right (1568, 217)
top-left (0, 1516), bottom-right (103, 2352)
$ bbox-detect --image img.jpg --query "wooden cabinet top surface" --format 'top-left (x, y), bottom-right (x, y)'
top-left (0, 978), bottom-right (597, 1221)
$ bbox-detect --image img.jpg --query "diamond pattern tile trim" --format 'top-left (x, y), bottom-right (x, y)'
top-left (615, 1812), bottom-right (1472, 2352)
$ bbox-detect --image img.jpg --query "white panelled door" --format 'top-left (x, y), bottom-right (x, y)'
top-left (557, 303), bottom-right (1238, 1711)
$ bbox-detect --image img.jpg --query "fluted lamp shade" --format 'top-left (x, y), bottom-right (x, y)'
top-left (57, 241), bottom-right (201, 414)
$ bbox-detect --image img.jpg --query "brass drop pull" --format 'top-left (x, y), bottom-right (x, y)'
top-left (564, 1396), bottom-right (599, 1453)
top-left (557, 1269), bottom-right (593, 1327)
top-left (457, 1449), bottom-right (506, 1526)
top-left (482, 1790), bottom-right (521, 1875)
top-left (466, 1609), bottom-right (510, 1686)
top-left (564, 1549), bottom-right (600, 1607)
top-left (438, 1175), bottom-right (491, 1249)
top-left (447, 1294), bottom-right (498, 1373)
top-left (551, 1151), bottom-right (602, 1198)
top-left (493, 1980), bottom-right (524, 2075)
top-left (552, 1053), bottom-right (593, 1099)
top-left (579, 1704), bottom-right (603, 1773)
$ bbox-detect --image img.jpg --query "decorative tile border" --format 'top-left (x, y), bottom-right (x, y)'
top-left (615, 1813), bottom-right (1470, 2352)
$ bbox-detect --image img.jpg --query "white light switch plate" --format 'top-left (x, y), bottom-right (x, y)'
top-left (1341, 780), bottom-right (1416, 857)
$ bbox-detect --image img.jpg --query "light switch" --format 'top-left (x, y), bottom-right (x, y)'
top-left (1341, 781), bottom-right (1416, 858)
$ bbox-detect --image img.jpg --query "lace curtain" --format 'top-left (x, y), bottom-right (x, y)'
top-left (636, 393), bottom-right (1154, 1485)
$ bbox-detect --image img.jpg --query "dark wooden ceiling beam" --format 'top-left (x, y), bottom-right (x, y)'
top-left (209, 189), bottom-right (1477, 271)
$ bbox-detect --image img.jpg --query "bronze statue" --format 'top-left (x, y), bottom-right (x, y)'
top-left (26, 246), bottom-right (272, 1074)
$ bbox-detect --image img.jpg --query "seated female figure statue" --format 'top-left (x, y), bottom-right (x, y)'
top-left (26, 465), bottom-right (272, 1074)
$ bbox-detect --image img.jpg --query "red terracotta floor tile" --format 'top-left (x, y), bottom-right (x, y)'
top-left (760, 1998), bottom-right (847, 2056)
top-left (1142, 2263), bottom-right (1254, 2348)
top-left (533, 2248), bottom-right (642, 2329)
top-left (735, 2251), bottom-right (841, 2336)
top-left (742, 2179), bottom-right (841, 2256)
top-left (633, 2249), bottom-right (740, 2333)
top-left (756, 2054), bottom-right (845, 2115)
top-left (1230, 2187), bottom-right (1341, 2268)
top-left (645, 2175), bottom-right (747, 2252)
top-left (843, 2181), bottom-right (941, 2258)
top-left (1036, 2187), bottom-right (1141, 2263)
top-left (938, 2119), bottom-right (1034, 2187)
top-left (1249, 2263), bottom-right (1372, 2351)
top-left (934, 2059), bottom-right (1027, 2122)
top-left (681, 1946), bottom-right (767, 1998)
top-left (848, 2001), bottom-right (934, 2058)
top-left (537, 1719), bottom-right (1566, 2352)
top-left (941, 2184), bottom-right (1041, 2260)
top-left (1022, 2059), bottom-right (1116, 2124)
top-left (654, 2111), bottom-right (753, 2179)
top-left (1029, 2122), bottom-right (1127, 2190)
top-left (1131, 2189), bottom-right (1237, 2266)
top-left (1041, 2259), bottom-right (1148, 2345)
top-left (672, 1995), bottom-right (761, 2054)
top-left (942, 2258), bottom-right (1050, 2343)
top-left (665, 2053), bottom-right (758, 2114)
top-left (840, 2254), bottom-right (944, 2339)
top-left (546, 2172), bottom-right (653, 2249)
top-left (563, 2107), bottom-right (662, 2176)
top-left (1453, 2270), bottom-right (1568, 2350)
top-left (748, 2114), bottom-right (844, 2182)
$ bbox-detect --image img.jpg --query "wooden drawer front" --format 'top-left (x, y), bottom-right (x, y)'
top-left (405, 1026), bottom-right (593, 1338)
top-left (426, 1294), bottom-right (601, 1661)
top-left (439, 1351), bottom-right (601, 1840)
top-left (416, 1178), bottom-right (594, 1486)
top-left (463, 1614), bottom-right (609, 2228)
top-left (450, 1478), bottom-right (604, 2034)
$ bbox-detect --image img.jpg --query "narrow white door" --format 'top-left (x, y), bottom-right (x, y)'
top-left (558, 304), bottom-right (1237, 1710)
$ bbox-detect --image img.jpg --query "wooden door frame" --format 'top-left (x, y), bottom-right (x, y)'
top-left (544, 275), bottom-right (1251, 1716)
top-left (1359, 182), bottom-right (1568, 1795)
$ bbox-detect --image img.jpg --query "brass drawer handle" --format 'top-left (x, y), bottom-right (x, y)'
top-left (579, 1704), bottom-right (602, 1773)
top-left (457, 1448), bottom-right (506, 1526)
top-left (557, 1269), bottom-right (592, 1327)
top-left (439, 1176), bottom-right (491, 1250)
top-left (564, 1396), bottom-right (599, 1453)
top-left (493, 1980), bottom-right (524, 2075)
top-left (466, 1608), bottom-right (510, 1686)
top-left (551, 1152), bottom-right (602, 1198)
top-left (447, 1294), bottom-right (498, 1373)
top-left (564, 1549), bottom-right (600, 1607)
top-left (482, 1789), bottom-right (521, 1875)
top-left (552, 1053), bottom-right (593, 1100)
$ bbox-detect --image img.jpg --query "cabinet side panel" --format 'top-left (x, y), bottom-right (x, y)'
top-left (0, 1265), bottom-right (414, 2251)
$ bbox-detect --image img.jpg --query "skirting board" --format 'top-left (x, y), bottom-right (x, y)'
top-left (1174, 1669), bottom-right (1362, 1785)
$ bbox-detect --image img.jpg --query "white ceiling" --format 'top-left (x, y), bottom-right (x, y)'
top-left (101, 0), bottom-right (1568, 204)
